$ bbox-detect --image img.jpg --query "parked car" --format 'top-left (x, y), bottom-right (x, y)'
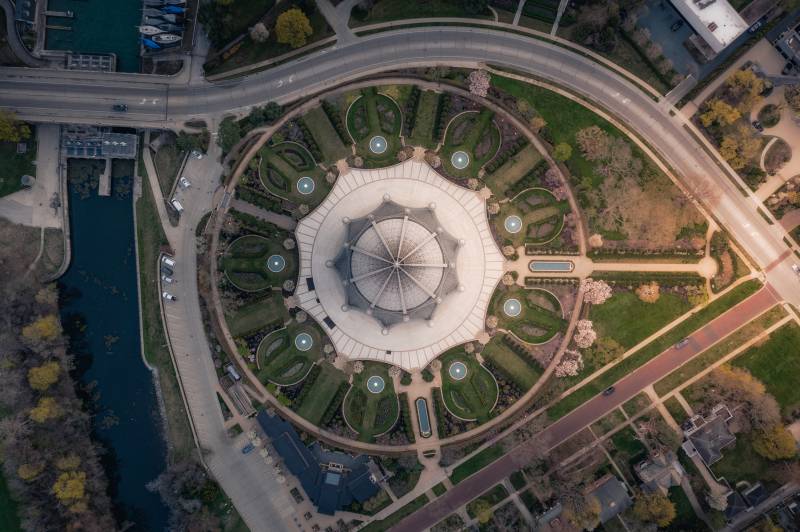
top-left (161, 275), bottom-right (174, 283)
top-left (162, 291), bottom-right (177, 301)
top-left (112, 104), bottom-right (128, 112)
top-left (190, 150), bottom-right (204, 160)
top-left (225, 363), bottom-right (242, 382)
top-left (671, 19), bottom-right (684, 32)
top-left (160, 265), bottom-right (174, 276)
top-left (161, 255), bottom-right (176, 268)
top-left (602, 386), bottom-right (615, 397)
top-left (792, 264), bottom-right (799, 275)
top-left (179, 176), bottom-right (191, 189)
top-left (674, 338), bottom-right (690, 349)
top-left (752, 120), bottom-right (764, 132)
top-left (171, 199), bottom-right (184, 213)
top-left (241, 443), bottom-right (255, 455)
top-left (749, 20), bottom-right (764, 33)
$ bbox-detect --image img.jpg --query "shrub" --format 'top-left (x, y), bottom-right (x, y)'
top-left (322, 100), bottom-right (349, 144)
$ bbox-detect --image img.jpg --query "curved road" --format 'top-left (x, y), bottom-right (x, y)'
top-left (0, 26), bottom-right (797, 308)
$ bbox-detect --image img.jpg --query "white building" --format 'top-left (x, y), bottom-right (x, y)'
top-left (671, 0), bottom-right (748, 54)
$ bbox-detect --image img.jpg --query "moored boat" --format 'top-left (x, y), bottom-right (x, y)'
top-left (138, 25), bottom-right (163, 35)
top-left (152, 33), bottom-right (182, 45)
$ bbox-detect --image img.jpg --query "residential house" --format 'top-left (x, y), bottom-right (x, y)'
top-left (635, 450), bottom-right (685, 494)
top-left (681, 404), bottom-right (736, 468)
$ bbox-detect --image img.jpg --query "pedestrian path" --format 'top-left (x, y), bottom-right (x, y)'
top-left (316, 0), bottom-right (357, 44)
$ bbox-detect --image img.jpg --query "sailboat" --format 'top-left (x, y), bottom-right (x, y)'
top-left (138, 25), bottom-right (163, 36)
top-left (141, 37), bottom-right (161, 49)
top-left (161, 5), bottom-right (185, 14)
top-left (143, 8), bottom-right (165, 17)
top-left (158, 23), bottom-right (184, 33)
top-left (144, 0), bottom-right (185, 6)
top-left (152, 33), bottom-right (182, 45)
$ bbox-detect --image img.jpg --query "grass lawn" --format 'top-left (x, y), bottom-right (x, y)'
top-left (608, 426), bottom-right (647, 477)
top-left (226, 294), bottom-right (288, 337)
top-left (258, 142), bottom-right (330, 206)
top-left (665, 486), bottom-right (707, 531)
top-left (663, 396), bottom-right (688, 423)
top-left (653, 305), bottom-right (786, 396)
top-left (406, 90), bottom-right (440, 149)
top-left (439, 349), bottom-right (498, 422)
top-left (153, 141), bottom-right (185, 197)
top-left (451, 443), bottom-right (504, 484)
top-left (509, 471), bottom-right (527, 491)
top-left (466, 484), bottom-right (509, 518)
top-left (732, 322), bottom-right (800, 417)
top-left (711, 434), bottom-right (785, 486)
top-left (349, 0), bottom-right (492, 26)
top-left (496, 188), bottom-right (568, 247)
top-left (440, 109), bottom-right (501, 178)
top-left (481, 335), bottom-right (542, 391)
top-left (135, 175), bottom-right (195, 461)
top-left (343, 361), bottom-right (400, 441)
top-left (347, 87), bottom-right (404, 167)
top-left (295, 362), bottom-right (348, 425)
top-left (490, 285), bottom-right (566, 343)
top-left (360, 494), bottom-right (429, 532)
top-left (222, 234), bottom-right (296, 292)
top-left (590, 408), bottom-right (626, 436)
top-left (432, 482), bottom-right (447, 496)
top-left (486, 144), bottom-right (542, 194)
top-left (302, 105), bottom-right (351, 163)
top-left (256, 322), bottom-right (324, 385)
top-left (547, 280), bottom-right (762, 420)
top-left (0, 468), bottom-right (21, 532)
top-left (590, 291), bottom-right (692, 349)
top-left (621, 392), bottom-right (651, 417)
top-left (0, 140), bottom-right (36, 198)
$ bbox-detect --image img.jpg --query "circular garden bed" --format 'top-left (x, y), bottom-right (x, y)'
top-left (256, 323), bottom-right (324, 386)
top-left (258, 142), bottom-right (329, 206)
top-left (222, 235), bottom-right (296, 291)
top-left (495, 188), bottom-right (567, 247)
top-left (490, 286), bottom-right (566, 344)
top-left (346, 87), bottom-right (403, 167)
top-left (758, 104), bottom-right (781, 128)
top-left (440, 110), bottom-right (501, 178)
top-left (343, 361), bottom-right (399, 441)
top-left (438, 348), bottom-right (498, 422)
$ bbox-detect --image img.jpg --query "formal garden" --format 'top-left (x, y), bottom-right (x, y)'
top-left (221, 234), bottom-right (297, 291)
top-left (343, 362), bottom-right (400, 441)
top-left (255, 321), bottom-right (325, 385)
top-left (439, 108), bottom-right (501, 178)
top-left (438, 348), bottom-right (499, 422)
top-left (257, 141), bottom-right (331, 207)
top-left (346, 87), bottom-right (404, 168)
top-left (489, 285), bottom-right (567, 344)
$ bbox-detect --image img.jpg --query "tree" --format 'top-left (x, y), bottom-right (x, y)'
top-left (217, 117), bottom-right (241, 153)
top-left (748, 517), bottom-right (784, 532)
top-left (700, 98), bottom-right (741, 127)
top-left (726, 69), bottom-right (765, 112)
top-left (635, 281), bottom-right (660, 303)
top-left (580, 278), bottom-right (612, 304)
top-left (554, 142), bottom-right (573, 161)
top-left (633, 492), bottom-right (676, 527)
top-left (576, 125), bottom-right (612, 161)
top-left (30, 396), bottom-right (61, 423)
top-left (0, 108), bottom-right (31, 142)
top-left (17, 462), bottom-right (44, 481)
top-left (556, 349), bottom-right (584, 377)
top-left (52, 470), bottom-right (87, 504)
top-left (249, 22), bottom-right (270, 43)
top-left (573, 320), bottom-right (597, 348)
top-left (28, 361), bottom-right (61, 391)
top-left (468, 69), bottom-right (491, 97)
top-left (461, 0), bottom-right (488, 15)
top-left (21, 314), bottom-right (62, 349)
top-left (753, 425), bottom-right (797, 460)
top-left (785, 84), bottom-right (800, 116)
top-left (587, 336), bottom-right (623, 365)
top-left (275, 8), bottom-right (313, 49)
top-left (563, 494), bottom-right (601, 530)
top-left (471, 499), bottom-right (494, 524)
top-left (700, 365), bottom-right (780, 431)
top-left (719, 124), bottom-right (762, 170)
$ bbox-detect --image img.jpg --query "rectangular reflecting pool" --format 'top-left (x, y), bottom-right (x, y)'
top-left (415, 398), bottom-right (432, 438)
top-left (529, 260), bottom-right (575, 272)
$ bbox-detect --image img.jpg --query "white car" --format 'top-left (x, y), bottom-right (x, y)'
top-left (161, 256), bottom-right (176, 267)
top-left (191, 150), bottom-right (204, 160)
top-left (792, 264), bottom-right (800, 275)
top-left (179, 176), bottom-right (191, 189)
top-left (161, 275), bottom-right (174, 283)
top-left (162, 291), bottom-right (177, 301)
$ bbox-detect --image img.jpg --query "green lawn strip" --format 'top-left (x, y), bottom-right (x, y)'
top-left (450, 442), bottom-right (504, 484)
top-left (407, 90), bottom-right (440, 148)
top-left (439, 350), bottom-right (498, 421)
top-left (665, 486), bottom-right (707, 532)
top-left (509, 471), bottom-right (527, 491)
top-left (359, 494), bottom-right (430, 532)
top-left (487, 144), bottom-right (542, 194)
top-left (663, 396), bottom-right (688, 424)
top-left (591, 291), bottom-right (693, 350)
top-left (295, 362), bottom-right (348, 425)
top-left (226, 294), bottom-right (288, 337)
top-left (350, 0), bottom-right (492, 26)
top-left (0, 467), bottom-right (21, 532)
top-left (466, 484), bottom-right (509, 518)
top-left (0, 139), bottom-right (36, 198)
top-left (519, 489), bottom-right (544, 514)
top-left (344, 361), bottom-right (399, 440)
top-left (302, 106), bottom-right (350, 162)
top-left (481, 336), bottom-right (541, 391)
top-left (621, 392), bottom-right (651, 417)
top-left (153, 142), bottom-right (185, 197)
top-left (135, 176), bottom-right (195, 461)
top-left (608, 426), bottom-right (647, 465)
top-left (547, 280), bottom-right (762, 420)
top-left (590, 408), bottom-right (626, 436)
top-left (653, 305), bottom-right (785, 397)
top-left (432, 482), bottom-right (447, 496)
top-left (257, 323), bottom-right (323, 385)
top-left (731, 321), bottom-right (800, 416)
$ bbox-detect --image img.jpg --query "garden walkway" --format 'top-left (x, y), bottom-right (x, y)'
top-left (229, 198), bottom-right (296, 231)
top-left (315, 0), bottom-right (358, 44)
top-left (751, 90), bottom-right (800, 201)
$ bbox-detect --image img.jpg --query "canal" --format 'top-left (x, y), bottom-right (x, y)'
top-left (59, 161), bottom-right (170, 530)
top-left (45, 0), bottom-right (141, 72)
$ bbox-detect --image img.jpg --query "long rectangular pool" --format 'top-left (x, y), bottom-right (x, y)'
top-left (415, 398), bottom-right (432, 438)
top-left (529, 260), bottom-right (575, 272)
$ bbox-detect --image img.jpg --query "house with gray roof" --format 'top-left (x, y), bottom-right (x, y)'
top-left (635, 450), bottom-right (685, 494)
top-left (681, 404), bottom-right (736, 467)
top-left (587, 474), bottom-right (632, 524)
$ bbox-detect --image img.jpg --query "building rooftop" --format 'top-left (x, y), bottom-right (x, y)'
top-left (682, 404), bottom-right (736, 467)
top-left (671, 0), bottom-right (748, 53)
top-left (635, 451), bottom-right (684, 494)
top-left (588, 474), bottom-right (632, 524)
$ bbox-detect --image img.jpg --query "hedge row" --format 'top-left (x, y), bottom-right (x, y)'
top-left (403, 86), bottom-right (421, 138)
top-left (590, 271), bottom-right (704, 285)
top-left (506, 159), bottom-right (549, 197)
top-left (322, 100), bottom-right (350, 145)
top-left (485, 136), bottom-right (528, 174)
top-left (320, 382), bottom-right (350, 427)
top-left (228, 209), bottom-right (282, 238)
top-left (431, 387), bottom-right (448, 439)
top-left (236, 185), bottom-right (282, 213)
top-left (292, 364), bottom-right (322, 407)
top-left (298, 119), bottom-right (323, 162)
top-left (398, 392), bottom-right (416, 443)
top-left (433, 93), bottom-right (452, 142)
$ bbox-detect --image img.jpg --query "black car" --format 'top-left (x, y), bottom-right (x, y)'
top-left (752, 120), bottom-right (764, 132)
top-left (671, 19), bottom-right (684, 32)
top-left (112, 104), bottom-right (128, 112)
top-left (602, 386), bottom-right (615, 397)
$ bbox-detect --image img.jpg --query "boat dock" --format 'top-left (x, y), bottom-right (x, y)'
top-left (45, 25), bottom-right (71, 31)
top-left (66, 53), bottom-right (117, 72)
top-left (44, 10), bottom-right (73, 17)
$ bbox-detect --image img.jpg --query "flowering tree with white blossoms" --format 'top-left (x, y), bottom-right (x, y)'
top-left (388, 366), bottom-right (401, 378)
top-left (580, 278), bottom-right (613, 305)
top-left (468, 69), bottom-right (491, 97)
top-left (555, 349), bottom-right (584, 377)
top-left (352, 361), bottom-right (364, 374)
top-left (573, 319), bottom-right (597, 349)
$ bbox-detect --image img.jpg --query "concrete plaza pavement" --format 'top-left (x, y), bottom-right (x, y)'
top-left (390, 285), bottom-right (780, 532)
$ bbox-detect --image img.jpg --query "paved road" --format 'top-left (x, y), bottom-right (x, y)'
top-left (1, 27), bottom-right (797, 310)
top-left (155, 147), bottom-right (293, 532)
top-left (391, 285), bottom-right (780, 532)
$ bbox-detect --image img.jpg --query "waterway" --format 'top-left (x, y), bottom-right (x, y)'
top-left (45, 0), bottom-right (141, 72)
top-left (59, 162), bottom-right (170, 531)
